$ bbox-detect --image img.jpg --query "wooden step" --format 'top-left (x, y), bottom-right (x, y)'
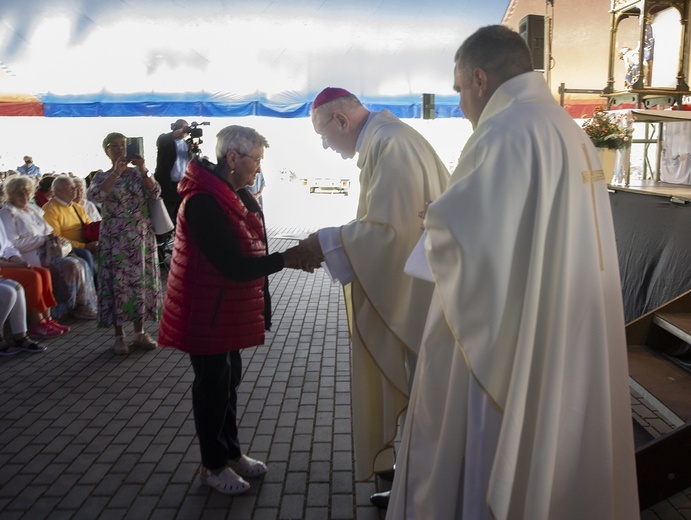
top-left (628, 343), bottom-right (691, 424)
top-left (626, 289), bottom-right (691, 509)
top-left (654, 312), bottom-right (691, 344)
top-left (627, 291), bottom-right (691, 346)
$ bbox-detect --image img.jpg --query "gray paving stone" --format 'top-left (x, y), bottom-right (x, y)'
top-left (93, 473), bottom-right (126, 496)
top-left (331, 494), bottom-right (356, 519)
top-left (32, 502), bottom-right (69, 520)
top-left (22, 453), bottom-right (55, 478)
top-left (309, 461), bottom-right (331, 483)
top-left (305, 508), bottom-right (334, 520)
top-left (307, 482), bottom-right (330, 507)
top-left (279, 494), bottom-right (304, 519)
top-left (74, 496), bottom-right (112, 519)
top-left (0, 225), bottom-right (687, 519)
top-left (140, 472), bottom-right (171, 496)
top-left (127, 495), bottom-right (161, 519)
top-left (58, 483), bottom-right (95, 510)
top-left (157, 482), bottom-right (189, 508)
top-left (270, 447), bottom-right (295, 470)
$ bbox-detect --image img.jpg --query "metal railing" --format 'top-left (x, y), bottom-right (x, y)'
top-left (557, 83), bottom-right (603, 107)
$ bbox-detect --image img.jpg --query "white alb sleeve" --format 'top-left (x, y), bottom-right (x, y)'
top-left (318, 227), bottom-right (355, 285)
top-left (404, 231), bottom-right (434, 282)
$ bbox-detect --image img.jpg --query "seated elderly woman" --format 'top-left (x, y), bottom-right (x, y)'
top-left (0, 175), bottom-right (97, 320)
top-left (73, 176), bottom-right (101, 222)
top-left (0, 218), bottom-right (67, 339)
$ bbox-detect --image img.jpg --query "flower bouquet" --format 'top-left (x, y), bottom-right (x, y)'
top-left (581, 106), bottom-right (634, 150)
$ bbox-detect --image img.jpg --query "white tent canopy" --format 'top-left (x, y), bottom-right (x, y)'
top-left (0, 0), bottom-right (509, 117)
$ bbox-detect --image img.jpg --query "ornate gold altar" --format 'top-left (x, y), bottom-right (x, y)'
top-left (604, 0), bottom-right (691, 108)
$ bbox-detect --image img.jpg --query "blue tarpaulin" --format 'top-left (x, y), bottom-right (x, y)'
top-left (38, 92), bottom-right (463, 118)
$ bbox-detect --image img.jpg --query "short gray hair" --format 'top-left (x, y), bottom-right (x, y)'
top-left (455, 25), bottom-right (534, 83)
top-left (215, 126), bottom-right (269, 161)
top-left (52, 174), bottom-right (74, 193)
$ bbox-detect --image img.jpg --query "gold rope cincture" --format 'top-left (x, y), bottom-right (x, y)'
top-left (581, 143), bottom-right (605, 271)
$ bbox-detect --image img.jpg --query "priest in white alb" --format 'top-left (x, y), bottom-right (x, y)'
top-left (387, 26), bottom-right (639, 519)
top-left (301, 88), bottom-right (449, 502)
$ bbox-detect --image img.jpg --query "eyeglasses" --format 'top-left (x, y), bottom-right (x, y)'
top-left (237, 152), bottom-right (263, 165)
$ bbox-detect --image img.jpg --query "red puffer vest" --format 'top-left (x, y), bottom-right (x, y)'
top-left (158, 159), bottom-right (267, 354)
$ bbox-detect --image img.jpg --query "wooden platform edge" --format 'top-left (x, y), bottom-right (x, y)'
top-left (637, 422), bottom-right (691, 510)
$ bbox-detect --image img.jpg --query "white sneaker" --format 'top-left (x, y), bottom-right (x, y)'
top-left (199, 466), bottom-right (250, 495)
top-left (130, 332), bottom-right (158, 350)
top-left (113, 335), bottom-right (129, 355)
top-left (227, 454), bottom-right (267, 478)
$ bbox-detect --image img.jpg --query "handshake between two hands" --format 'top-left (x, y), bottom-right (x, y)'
top-left (282, 232), bottom-right (324, 273)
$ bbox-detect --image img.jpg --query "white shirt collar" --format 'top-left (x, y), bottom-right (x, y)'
top-left (53, 196), bottom-right (71, 206)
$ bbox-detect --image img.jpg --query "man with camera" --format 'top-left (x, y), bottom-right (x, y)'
top-left (154, 119), bottom-right (191, 224)
top-left (153, 120), bottom-right (191, 264)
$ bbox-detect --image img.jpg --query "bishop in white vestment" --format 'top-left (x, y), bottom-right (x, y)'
top-left (304, 88), bottom-right (449, 481)
top-left (387, 26), bottom-right (639, 520)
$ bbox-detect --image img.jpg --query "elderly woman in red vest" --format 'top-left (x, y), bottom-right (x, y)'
top-left (158, 125), bottom-right (321, 496)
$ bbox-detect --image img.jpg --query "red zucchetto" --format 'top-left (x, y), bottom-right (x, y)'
top-left (312, 87), bottom-right (352, 109)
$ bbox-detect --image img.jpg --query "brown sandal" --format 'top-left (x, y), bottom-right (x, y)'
top-left (0, 338), bottom-right (19, 356)
top-left (15, 336), bottom-right (46, 354)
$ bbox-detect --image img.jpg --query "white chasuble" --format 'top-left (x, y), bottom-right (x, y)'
top-left (387, 72), bottom-right (639, 519)
top-left (339, 110), bottom-right (448, 480)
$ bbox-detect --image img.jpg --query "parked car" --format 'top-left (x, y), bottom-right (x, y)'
top-left (300, 176), bottom-right (350, 195)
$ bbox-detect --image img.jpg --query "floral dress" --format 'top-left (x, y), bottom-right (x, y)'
top-left (88, 168), bottom-right (162, 327)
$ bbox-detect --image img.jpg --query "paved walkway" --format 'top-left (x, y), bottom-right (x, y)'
top-left (0, 225), bottom-right (688, 519)
top-left (0, 227), bottom-right (387, 520)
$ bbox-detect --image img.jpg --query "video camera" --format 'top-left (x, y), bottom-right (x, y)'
top-left (184, 121), bottom-right (210, 156)
top-left (184, 121), bottom-right (209, 138)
